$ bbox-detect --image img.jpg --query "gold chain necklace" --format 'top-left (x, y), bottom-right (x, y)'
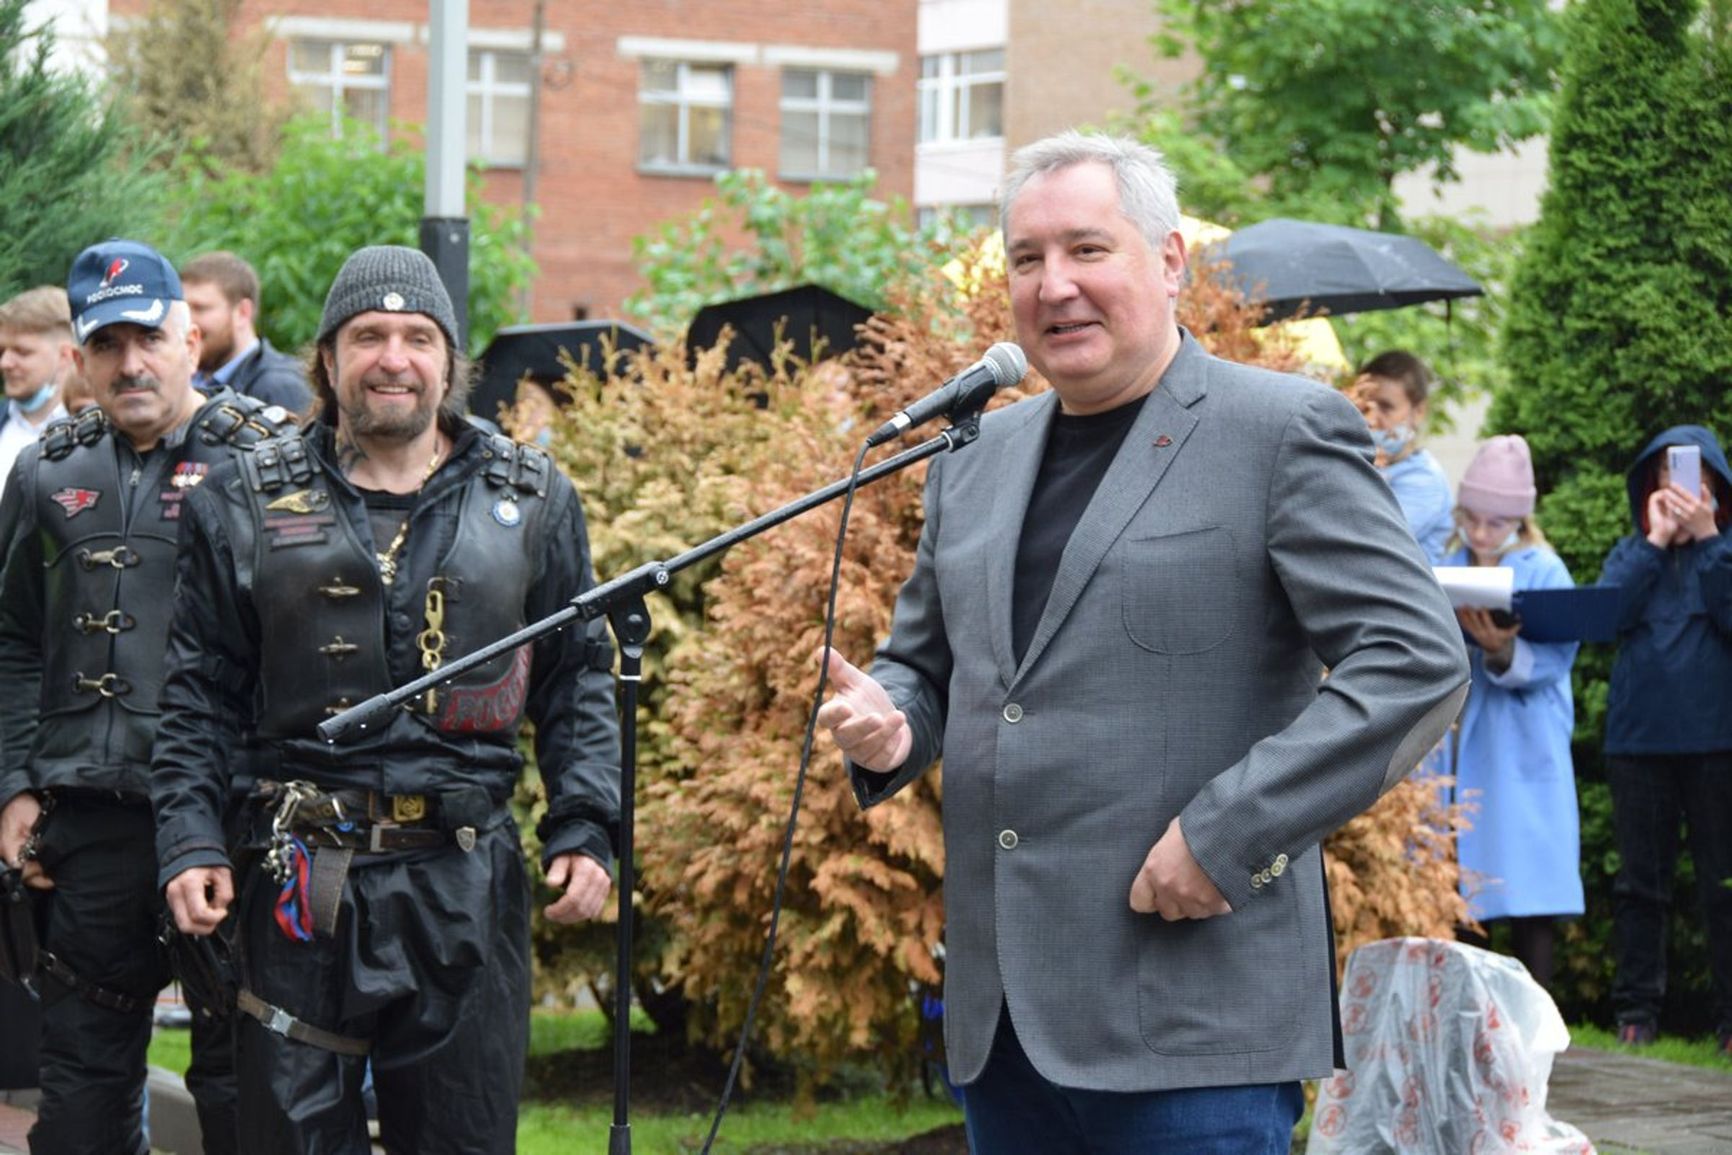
top-left (375, 443), bottom-right (444, 587)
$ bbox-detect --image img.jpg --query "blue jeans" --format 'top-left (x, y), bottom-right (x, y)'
top-left (961, 1007), bottom-right (1303, 1155)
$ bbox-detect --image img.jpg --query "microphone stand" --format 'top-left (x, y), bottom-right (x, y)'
top-left (319, 415), bottom-right (984, 1154)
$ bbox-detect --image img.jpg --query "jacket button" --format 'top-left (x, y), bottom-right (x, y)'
top-left (1260, 868), bottom-right (1273, 884)
top-left (1250, 874), bottom-right (1263, 889)
top-left (1271, 856), bottom-right (1287, 878)
top-left (1002, 703), bottom-right (1023, 723)
top-left (998, 829), bottom-right (1019, 850)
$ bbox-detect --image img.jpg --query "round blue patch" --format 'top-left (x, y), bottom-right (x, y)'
top-left (491, 498), bottom-right (522, 527)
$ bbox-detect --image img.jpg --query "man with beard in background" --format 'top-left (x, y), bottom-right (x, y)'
top-left (181, 251), bottom-right (312, 414)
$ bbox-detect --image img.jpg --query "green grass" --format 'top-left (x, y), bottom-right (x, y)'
top-left (147, 1026), bottom-right (192, 1076)
top-left (1569, 1022), bottom-right (1731, 1070)
top-left (151, 1007), bottom-right (963, 1152)
top-left (515, 1097), bottom-right (962, 1155)
top-left (530, 1005), bottom-right (654, 1054)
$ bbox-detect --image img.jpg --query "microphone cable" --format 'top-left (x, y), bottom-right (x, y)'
top-left (698, 439), bottom-right (873, 1153)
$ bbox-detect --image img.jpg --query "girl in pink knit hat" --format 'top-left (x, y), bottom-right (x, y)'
top-left (1441, 434), bottom-right (1584, 989)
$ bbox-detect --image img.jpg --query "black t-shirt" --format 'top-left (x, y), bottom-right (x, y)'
top-left (359, 487), bottom-right (418, 557)
top-left (1012, 394), bottom-right (1148, 665)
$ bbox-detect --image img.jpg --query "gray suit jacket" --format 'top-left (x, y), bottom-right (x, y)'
top-left (853, 334), bottom-right (1468, 1092)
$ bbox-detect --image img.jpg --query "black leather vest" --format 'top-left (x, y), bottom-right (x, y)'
top-left (34, 396), bottom-right (295, 756)
top-left (242, 432), bottom-right (553, 740)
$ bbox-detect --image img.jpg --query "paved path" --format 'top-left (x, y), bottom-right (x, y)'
top-left (2, 1046), bottom-right (1728, 1153)
top-left (1547, 1046), bottom-right (1732, 1155)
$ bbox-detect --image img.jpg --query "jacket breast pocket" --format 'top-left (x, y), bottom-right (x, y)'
top-left (1120, 526), bottom-right (1240, 655)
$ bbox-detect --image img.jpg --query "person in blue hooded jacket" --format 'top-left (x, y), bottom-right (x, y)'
top-left (1598, 424), bottom-right (1732, 1053)
top-left (1358, 350), bottom-right (1454, 562)
top-left (1442, 435), bottom-right (1583, 990)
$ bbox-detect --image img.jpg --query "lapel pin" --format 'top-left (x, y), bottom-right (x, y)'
top-left (1153, 434), bottom-right (1173, 448)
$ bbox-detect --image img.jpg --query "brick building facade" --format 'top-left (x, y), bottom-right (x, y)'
top-left (108, 0), bottom-right (917, 325)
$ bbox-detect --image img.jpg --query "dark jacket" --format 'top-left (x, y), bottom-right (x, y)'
top-left (1600, 424), bottom-right (1732, 755)
top-left (149, 420), bottom-right (621, 887)
top-left (226, 338), bottom-right (312, 415)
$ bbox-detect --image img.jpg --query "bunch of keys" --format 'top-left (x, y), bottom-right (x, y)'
top-left (265, 781), bottom-right (322, 883)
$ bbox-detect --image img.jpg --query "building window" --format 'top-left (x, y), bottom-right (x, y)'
top-left (638, 59), bottom-right (732, 173)
top-left (289, 40), bottom-right (391, 138)
top-left (918, 49), bottom-right (1004, 145)
top-left (468, 50), bottom-right (532, 167)
top-left (779, 69), bottom-right (870, 180)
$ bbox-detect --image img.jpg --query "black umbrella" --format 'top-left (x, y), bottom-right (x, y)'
top-left (472, 320), bottom-right (655, 421)
top-left (685, 283), bottom-right (873, 373)
top-left (1204, 219), bottom-right (1483, 324)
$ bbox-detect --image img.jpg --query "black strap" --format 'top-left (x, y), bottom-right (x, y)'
top-left (37, 950), bottom-right (146, 1013)
top-left (40, 407), bottom-right (109, 460)
top-left (236, 988), bottom-right (371, 1055)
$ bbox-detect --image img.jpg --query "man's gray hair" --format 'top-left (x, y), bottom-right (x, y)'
top-left (1000, 131), bottom-right (1181, 249)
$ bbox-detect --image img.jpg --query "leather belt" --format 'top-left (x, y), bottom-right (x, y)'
top-left (302, 824), bottom-right (450, 853)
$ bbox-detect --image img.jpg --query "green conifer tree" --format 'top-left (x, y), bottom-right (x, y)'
top-left (0, 0), bottom-right (163, 293)
top-left (1493, 0), bottom-right (1732, 1030)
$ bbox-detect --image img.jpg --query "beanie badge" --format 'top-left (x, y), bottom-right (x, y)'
top-left (382, 292), bottom-right (405, 312)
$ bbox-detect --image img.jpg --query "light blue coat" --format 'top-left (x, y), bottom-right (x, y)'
top-left (1443, 544), bottom-right (1585, 920)
top-left (1381, 449), bottom-right (1454, 563)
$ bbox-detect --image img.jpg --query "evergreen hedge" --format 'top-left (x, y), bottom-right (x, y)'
top-left (1493, 0), bottom-right (1732, 1032)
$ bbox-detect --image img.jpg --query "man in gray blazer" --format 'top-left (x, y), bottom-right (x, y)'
top-left (818, 131), bottom-right (1469, 1152)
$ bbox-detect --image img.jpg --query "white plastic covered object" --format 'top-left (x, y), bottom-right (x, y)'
top-left (1306, 937), bottom-right (1594, 1155)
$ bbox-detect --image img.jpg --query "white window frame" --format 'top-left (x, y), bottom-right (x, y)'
top-left (918, 49), bottom-right (1005, 146)
top-left (637, 59), bottom-right (734, 175)
top-left (778, 69), bottom-right (872, 182)
top-left (467, 48), bottom-right (531, 168)
top-left (288, 39), bottom-right (392, 139)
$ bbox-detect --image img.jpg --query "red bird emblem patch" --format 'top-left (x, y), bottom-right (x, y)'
top-left (50, 487), bottom-right (102, 518)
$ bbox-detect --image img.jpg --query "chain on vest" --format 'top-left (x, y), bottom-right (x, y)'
top-left (242, 432), bottom-right (551, 740)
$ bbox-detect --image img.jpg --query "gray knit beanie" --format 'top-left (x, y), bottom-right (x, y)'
top-left (317, 245), bottom-right (459, 351)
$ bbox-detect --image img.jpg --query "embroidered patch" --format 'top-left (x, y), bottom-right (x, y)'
top-left (382, 292), bottom-right (405, 311)
top-left (437, 647), bottom-right (532, 734)
top-left (263, 512), bottom-right (336, 549)
top-left (265, 489), bottom-right (331, 514)
top-left (50, 487), bottom-right (101, 518)
top-left (172, 462), bottom-right (210, 489)
top-left (491, 498), bottom-right (522, 527)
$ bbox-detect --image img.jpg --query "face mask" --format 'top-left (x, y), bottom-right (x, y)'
top-left (17, 382), bottom-right (57, 414)
top-left (1370, 423), bottom-right (1414, 458)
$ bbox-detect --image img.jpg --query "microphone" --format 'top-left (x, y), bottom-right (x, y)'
top-left (864, 342), bottom-right (1028, 448)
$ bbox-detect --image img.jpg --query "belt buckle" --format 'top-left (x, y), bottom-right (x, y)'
top-left (368, 824), bottom-right (391, 854)
top-left (390, 794), bottom-right (426, 823)
top-left (267, 1006), bottom-right (294, 1037)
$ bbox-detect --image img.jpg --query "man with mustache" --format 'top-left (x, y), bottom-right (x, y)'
top-left (0, 238), bottom-right (293, 1154)
top-left (150, 245), bottom-right (621, 1152)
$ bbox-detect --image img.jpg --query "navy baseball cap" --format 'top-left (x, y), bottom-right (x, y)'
top-left (66, 239), bottom-right (183, 344)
